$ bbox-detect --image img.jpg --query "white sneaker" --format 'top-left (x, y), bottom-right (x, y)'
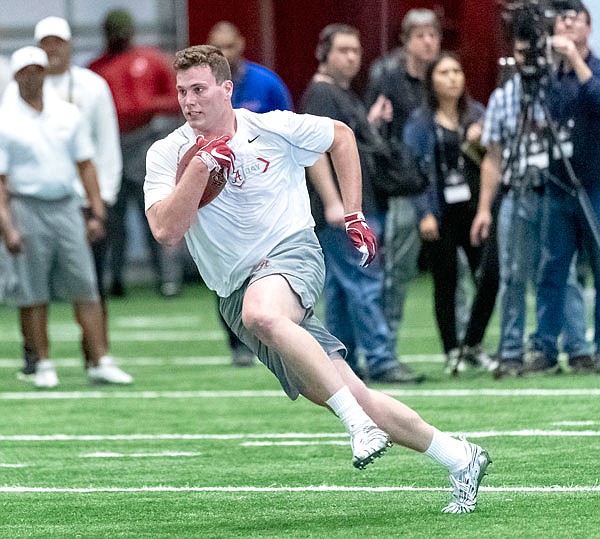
top-left (461, 345), bottom-right (498, 372)
top-left (35, 360), bottom-right (59, 389)
top-left (351, 424), bottom-right (392, 469)
top-left (442, 437), bottom-right (491, 514)
top-left (87, 356), bottom-right (133, 385)
top-left (444, 348), bottom-right (464, 376)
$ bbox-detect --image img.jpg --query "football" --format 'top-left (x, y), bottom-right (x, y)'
top-left (175, 144), bottom-right (227, 208)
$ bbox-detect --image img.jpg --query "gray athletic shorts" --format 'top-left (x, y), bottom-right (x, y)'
top-left (10, 196), bottom-right (99, 307)
top-left (219, 228), bottom-right (346, 400)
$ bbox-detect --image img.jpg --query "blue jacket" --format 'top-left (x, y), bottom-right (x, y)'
top-left (403, 101), bottom-right (485, 221)
top-left (546, 52), bottom-right (600, 194)
top-left (232, 61), bottom-right (293, 113)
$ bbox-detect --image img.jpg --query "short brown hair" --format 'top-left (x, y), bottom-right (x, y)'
top-left (315, 24), bottom-right (360, 64)
top-left (173, 45), bottom-right (232, 83)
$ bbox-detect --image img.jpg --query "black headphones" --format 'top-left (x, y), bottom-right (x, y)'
top-left (315, 23), bottom-right (358, 64)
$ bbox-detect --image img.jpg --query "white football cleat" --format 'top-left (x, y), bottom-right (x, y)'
top-left (87, 356), bottom-right (133, 385)
top-left (35, 360), bottom-right (59, 389)
top-left (442, 437), bottom-right (491, 514)
top-left (351, 424), bottom-right (392, 469)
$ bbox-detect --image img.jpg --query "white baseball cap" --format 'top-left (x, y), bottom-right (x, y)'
top-left (34, 16), bottom-right (72, 42)
top-left (10, 46), bottom-right (49, 76)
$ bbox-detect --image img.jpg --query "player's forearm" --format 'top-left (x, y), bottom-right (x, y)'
top-left (327, 121), bottom-right (362, 213)
top-left (307, 154), bottom-right (342, 207)
top-left (147, 159), bottom-right (209, 245)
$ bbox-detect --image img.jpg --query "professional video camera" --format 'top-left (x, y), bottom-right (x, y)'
top-left (501, 0), bottom-right (585, 85)
top-left (499, 0), bottom-right (600, 252)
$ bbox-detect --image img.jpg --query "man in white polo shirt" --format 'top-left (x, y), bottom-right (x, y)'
top-left (0, 46), bottom-right (132, 388)
top-left (30, 16), bottom-right (123, 375)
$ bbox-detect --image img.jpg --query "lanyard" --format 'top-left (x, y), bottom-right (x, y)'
top-left (434, 123), bottom-right (465, 179)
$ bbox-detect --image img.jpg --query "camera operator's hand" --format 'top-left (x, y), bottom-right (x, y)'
top-left (551, 35), bottom-right (578, 62)
top-left (551, 34), bottom-right (592, 83)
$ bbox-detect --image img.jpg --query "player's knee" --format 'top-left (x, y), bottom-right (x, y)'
top-left (241, 307), bottom-right (278, 342)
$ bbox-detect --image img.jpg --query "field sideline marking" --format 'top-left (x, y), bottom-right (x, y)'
top-left (0, 355), bottom-right (447, 366)
top-left (1, 388), bottom-right (600, 400)
top-left (0, 485), bottom-right (598, 493)
top-left (0, 357), bottom-right (230, 368)
top-left (0, 429), bottom-right (599, 442)
top-left (80, 452), bottom-right (202, 458)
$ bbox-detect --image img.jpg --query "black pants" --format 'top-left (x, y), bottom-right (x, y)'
top-left (427, 202), bottom-right (498, 353)
top-left (462, 199), bottom-right (499, 348)
top-left (108, 177), bottom-right (162, 287)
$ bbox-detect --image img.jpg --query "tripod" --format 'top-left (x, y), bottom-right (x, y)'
top-left (495, 70), bottom-right (599, 367)
top-left (503, 73), bottom-right (600, 251)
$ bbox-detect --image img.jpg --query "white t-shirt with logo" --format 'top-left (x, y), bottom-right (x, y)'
top-left (145, 108), bottom-right (334, 297)
top-left (0, 92), bottom-right (94, 200)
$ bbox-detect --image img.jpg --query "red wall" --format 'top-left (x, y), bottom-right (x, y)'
top-left (187, 0), bottom-right (504, 108)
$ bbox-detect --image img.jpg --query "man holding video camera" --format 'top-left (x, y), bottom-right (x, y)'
top-left (525, 1), bottom-right (600, 374)
top-left (471, 22), bottom-right (591, 378)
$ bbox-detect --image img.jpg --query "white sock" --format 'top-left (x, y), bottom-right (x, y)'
top-left (425, 428), bottom-right (469, 472)
top-left (325, 386), bottom-right (375, 435)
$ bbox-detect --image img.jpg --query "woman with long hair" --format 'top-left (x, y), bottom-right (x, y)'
top-left (404, 52), bottom-right (497, 373)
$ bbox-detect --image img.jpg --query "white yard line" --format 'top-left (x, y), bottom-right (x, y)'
top-left (80, 452), bottom-right (202, 458)
top-left (0, 357), bottom-right (230, 368)
top-left (0, 485), bottom-right (598, 493)
top-left (1, 388), bottom-right (600, 400)
top-left (0, 429), bottom-right (599, 442)
top-left (1, 330), bottom-right (225, 342)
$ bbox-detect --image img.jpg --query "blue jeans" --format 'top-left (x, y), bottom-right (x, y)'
top-left (531, 186), bottom-right (599, 361)
top-left (317, 214), bottom-right (397, 377)
top-left (382, 197), bottom-right (421, 352)
top-left (498, 190), bottom-right (589, 360)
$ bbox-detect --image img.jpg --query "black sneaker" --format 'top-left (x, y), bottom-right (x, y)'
top-left (16, 346), bottom-right (37, 382)
top-left (522, 351), bottom-right (562, 375)
top-left (369, 363), bottom-right (426, 384)
top-left (110, 280), bottom-right (126, 297)
top-left (493, 358), bottom-right (524, 380)
top-left (568, 355), bottom-right (596, 374)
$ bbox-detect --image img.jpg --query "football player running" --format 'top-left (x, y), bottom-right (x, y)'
top-left (144, 45), bottom-right (491, 513)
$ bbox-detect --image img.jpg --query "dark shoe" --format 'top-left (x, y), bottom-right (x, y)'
top-left (460, 345), bottom-right (498, 372)
top-left (110, 280), bottom-right (126, 298)
top-left (16, 345), bottom-right (37, 382)
top-left (522, 351), bottom-right (562, 375)
top-left (369, 363), bottom-right (426, 384)
top-left (493, 358), bottom-right (523, 380)
top-left (568, 355), bottom-right (596, 374)
top-left (231, 345), bottom-right (255, 367)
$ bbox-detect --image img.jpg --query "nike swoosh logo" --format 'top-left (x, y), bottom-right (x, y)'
top-left (248, 135), bottom-right (260, 143)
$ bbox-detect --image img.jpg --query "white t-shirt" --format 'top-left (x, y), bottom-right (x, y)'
top-left (45, 66), bottom-right (122, 206)
top-left (145, 108), bottom-right (334, 297)
top-left (0, 92), bottom-right (94, 200)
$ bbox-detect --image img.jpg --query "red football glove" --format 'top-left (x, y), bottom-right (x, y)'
top-left (344, 211), bottom-right (377, 267)
top-left (195, 135), bottom-right (235, 178)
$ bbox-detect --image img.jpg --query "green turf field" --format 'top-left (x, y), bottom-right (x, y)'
top-left (0, 274), bottom-right (598, 538)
